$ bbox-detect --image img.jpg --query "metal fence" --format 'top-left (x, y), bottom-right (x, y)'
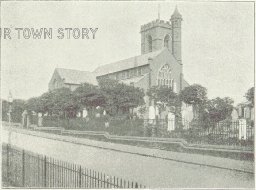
top-left (2, 143), bottom-right (145, 188)
top-left (190, 120), bottom-right (254, 146)
top-left (143, 119), bottom-right (254, 146)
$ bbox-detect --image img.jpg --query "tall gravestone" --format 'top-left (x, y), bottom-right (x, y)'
top-left (22, 110), bottom-right (28, 128)
top-left (38, 113), bottom-right (43, 127)
top-left (238, 119), bottom-right (247, 140)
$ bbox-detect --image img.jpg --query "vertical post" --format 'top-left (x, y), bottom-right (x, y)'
top-left (6, 144), bottom-right (9, 183)
top-left (94, 171), bottom-right (96, 188)
top-left (97, 172), bottom-right (100, 188)
top-left (22, 150), bottom-right (25, 187)
top-left (103, 174), bottom-right (105, 188)
top-left (79, 165), bottom-right (82, 188)
top-left (100, 172), bottom-right (102, 188)
top-left (85, 168), bottom-right (88, 188)
top-left (44, 156), bottom-right (47, 187)
top-left (89, 169), bottom-right (92, 188)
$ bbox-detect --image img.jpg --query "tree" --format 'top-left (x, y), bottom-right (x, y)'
top-left (26, 88), bottom-right (79, 118)
top-left (2, 99), bottom-right (26, 122)
top-left (203, 97), bottom-right (234, 123)
top-left (98, 78), bottom-right (145, 115)
top-left (180, 84), bottom-right (207, 119)
top-left (147, 86), bottom-right (178, 108)
top-left (73, 83), bottom-right (105, 114)
top-left (245, 87), bottom-right (254, 107)
top-left (117, 83), bottom-right (145, 113)
top-left (180, 84), bottom-right (207, 105)
top-left (50, 88), bottom-right (78, 118)
top-left (26, 97), bottom-right (45, 113)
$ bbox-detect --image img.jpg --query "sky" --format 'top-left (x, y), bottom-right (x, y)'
top-left (1, 1), bottom-right (254, 105)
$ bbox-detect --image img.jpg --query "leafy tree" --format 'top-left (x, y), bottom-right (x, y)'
top-left (202, 97), bottom-right (234, 123)
top-left (1, 99), bottom-right (9, 121)
top-left (26, 91), bottom-right (55, 114)
top-left (73, 83), bottom-right (105, 114)
top-left (26, 88), bottom-right (78, 118)
top-left (50, 88), bottom-right (78, 118)
top-left (180, 84), bottom-right (207, 118)
top-left (2, 99), bottom-right (26, 122)
top-left (245, 87), bottom-right (254, 107)
top-left (118, 83), bottom-right (145, 113)
top-left (26, 97), bottom-right (44, 113)
top-left (98, 78), bottom-right (145, 115)
top-left (180, 84), bottom-right (207, 105)
top-left (147, 86), bottom-right (178, 108)
top-left (12, 99), bottom-right (26, 121)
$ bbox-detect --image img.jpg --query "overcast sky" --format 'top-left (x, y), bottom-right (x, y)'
top-left (1, 1), bottom-right (254, 105)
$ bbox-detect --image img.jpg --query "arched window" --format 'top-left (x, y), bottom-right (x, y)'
top-left (147, 35), bottom-right (152, 52)
top-left (164, 35), bottom-right (170, 49)
top-left (157, 64), bottom-right (173, 88)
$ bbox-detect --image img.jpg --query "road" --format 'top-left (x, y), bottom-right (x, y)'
top-left (2, 127), bottom-right (254, 188)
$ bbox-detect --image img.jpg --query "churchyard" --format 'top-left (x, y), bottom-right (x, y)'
top-left (2, 79), bottom-right (254, 150)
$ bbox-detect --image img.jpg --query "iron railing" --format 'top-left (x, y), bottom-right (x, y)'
top-left (2, 143), bottom-right (146, 188)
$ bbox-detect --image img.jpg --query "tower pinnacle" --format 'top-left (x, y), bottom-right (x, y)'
top-left (171, 5), bottom-right (182, 20)
top-left (158, 4), bottom-right (160, 20)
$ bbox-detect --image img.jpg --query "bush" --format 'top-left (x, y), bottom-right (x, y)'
top-left (42, 116), bottom-right (144, 137)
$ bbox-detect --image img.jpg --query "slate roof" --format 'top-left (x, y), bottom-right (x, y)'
top-left (53, 48), bottom-right (190, 88)
top-left (56, 68), bottom-right (98, 85)
top-left (183, 79), bottom-right (189, 88)
top-left (120, 75), bottom-right (148, 85)
top-left (93, 48), bottom-right (165, 76)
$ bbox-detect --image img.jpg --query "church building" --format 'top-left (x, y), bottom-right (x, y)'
top-left (49, 7), bottom-right (193, 123)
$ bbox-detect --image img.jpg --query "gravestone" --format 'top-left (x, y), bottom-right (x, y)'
top-left (231, 109), bottom-right (238, 120)
top-left (238, 119), bottom-right (247, 140)
top-left (148, 106), bottom-right (155, 124)
top-left (83, 108), bottom-right (88, 118)
top-left (22, 110), bottom-right (28, 128)
top-left (167, 112), bottom-right (175, 131)
top-left (27, 115), bottom-right (31, 128)
top-left (38, 113), bottom-right (43, 127)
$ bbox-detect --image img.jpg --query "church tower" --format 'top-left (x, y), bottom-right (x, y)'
top-left (140, 19), bottom-right (172, 54)
top-left (170, 6), bottom-right (183, 64)
top-left (140, 6), bottom-right (183, 65)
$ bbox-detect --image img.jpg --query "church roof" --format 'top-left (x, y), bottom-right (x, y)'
top-left (55, 68), bottom-right (98, 85)
top-left (120, 74), bottom-right (147, 85)
top-left (93, 48), bottom-right (164, 76)
top-left (182, 78), bottom-right (190, 88)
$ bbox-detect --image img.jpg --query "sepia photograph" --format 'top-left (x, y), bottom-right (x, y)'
top-left (1, 1), bottom-right (255, 189)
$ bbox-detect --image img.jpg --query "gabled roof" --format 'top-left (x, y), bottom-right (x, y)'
top-left (93, 48), bottom-right (165, 76)
top-left (182, 78), bottom-right (189, 88)
top-left (56, 68), bottom-right (97, 85)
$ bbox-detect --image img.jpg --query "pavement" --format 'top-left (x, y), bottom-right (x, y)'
top-left (2, 125), bottom-right (255, 188)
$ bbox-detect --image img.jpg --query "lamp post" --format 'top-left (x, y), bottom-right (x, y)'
top-left (8, 91), bottom-right (13, 127)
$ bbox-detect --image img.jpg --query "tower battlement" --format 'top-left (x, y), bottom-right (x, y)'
top-left (140, 19), bottom-right (172, 33)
